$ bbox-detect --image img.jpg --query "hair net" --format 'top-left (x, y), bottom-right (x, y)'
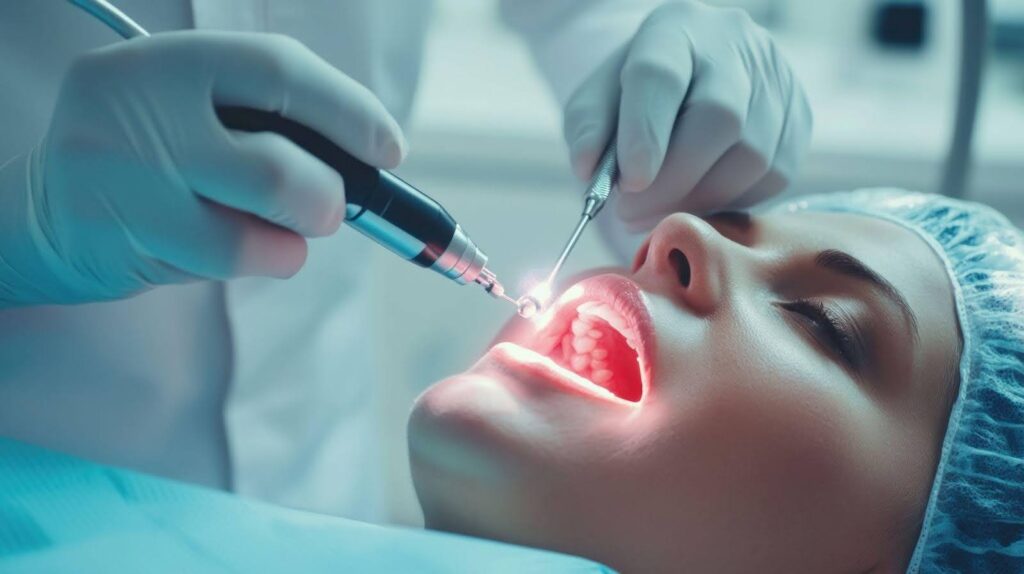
top-left (775, 188), bottom-right (1024, 573)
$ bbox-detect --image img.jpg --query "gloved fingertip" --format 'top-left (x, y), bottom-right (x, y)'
top-left (273, 239), bottom-right (309, 279)
top-left (619, 172), bottom-right (653, 193)
top-left (379, 136), bottom-right (406, 169)
top-left (617, 149), bottom-right (658, 193)
top-left (375, 120), bottom-right (408, 169)
top-left (321, 206), bottom-right (345, 236)
top-left (394, 131), bottom-right (409, 163)
top-left (242, 226), bottom-right (309, 279)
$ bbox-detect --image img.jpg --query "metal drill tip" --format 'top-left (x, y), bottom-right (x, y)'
top-left (475, 268), bottom-right (519, 307)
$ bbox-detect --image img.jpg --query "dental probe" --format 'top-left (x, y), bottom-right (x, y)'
top-left (517, 141), bottom-right (619, 318)
top-left (66, 0), bottom-right (516, 304)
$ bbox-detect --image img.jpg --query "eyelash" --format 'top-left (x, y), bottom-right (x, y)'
top-left (780, 299), bottom-right (859, 369)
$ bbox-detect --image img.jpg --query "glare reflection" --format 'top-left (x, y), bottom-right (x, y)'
top-left (528, 282), bottom-right (584, 331)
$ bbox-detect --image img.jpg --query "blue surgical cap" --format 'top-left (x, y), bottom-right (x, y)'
top-left (776, 188), bottom-right (1024, 573)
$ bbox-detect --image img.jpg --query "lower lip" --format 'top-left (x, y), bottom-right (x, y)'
top-left (486, 342), bottom-right (640, 407)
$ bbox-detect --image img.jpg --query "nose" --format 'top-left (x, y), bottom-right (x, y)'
top-left (633, 213), bottom-right (728, 315)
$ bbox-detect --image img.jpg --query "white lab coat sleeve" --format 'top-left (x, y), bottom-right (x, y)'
top-left (498, 0), bottom-right (668, 107)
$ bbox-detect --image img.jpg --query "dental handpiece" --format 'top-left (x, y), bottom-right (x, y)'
top-left (517, 141), bottom-right (619, 318)
top-left (217, 108), bottom-right (512, 300)
top-left (66, 0), bottom-right (513, 303)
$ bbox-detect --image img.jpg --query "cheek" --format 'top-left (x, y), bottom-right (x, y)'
top-left (648, 311), bottom-right (873, 521)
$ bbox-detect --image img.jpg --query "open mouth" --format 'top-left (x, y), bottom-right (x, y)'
top-left (529, 275), bottom-right (652, 403)
top-left (548, 301), bottom-right (644, 401)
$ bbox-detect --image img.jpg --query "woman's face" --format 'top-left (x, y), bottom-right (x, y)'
top-left (408, 210), bottom-right (959, 573)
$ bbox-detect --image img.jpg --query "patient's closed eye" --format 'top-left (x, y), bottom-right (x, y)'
top-left (778, 299), bottom-right (862, 371)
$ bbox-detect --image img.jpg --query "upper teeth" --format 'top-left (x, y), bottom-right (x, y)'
top-left (558, 301), bottom-right (637, 387)
top-left (577, 302), bottom-right (636, 349)
top-left (572, 335), bottom-right (597, 353)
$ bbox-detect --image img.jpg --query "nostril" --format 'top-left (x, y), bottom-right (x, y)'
top-left (669, 249), bottom-right (691, 287)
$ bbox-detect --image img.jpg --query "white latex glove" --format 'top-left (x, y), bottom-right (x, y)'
top-left (0, 31), bottom-right (404, 306)
top-left (563, 2), bottom-right (812, 229)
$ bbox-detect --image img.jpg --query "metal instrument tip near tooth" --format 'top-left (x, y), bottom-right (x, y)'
top-left (498, 292), bottom-right (518, 305)
top-left (531, 141), bottom-right (619, 315)
top-left (475, 269), bottom-right (522, 308)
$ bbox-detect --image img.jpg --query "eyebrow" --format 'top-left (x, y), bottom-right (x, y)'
top-left (815, 249), bottom-right (920, 343)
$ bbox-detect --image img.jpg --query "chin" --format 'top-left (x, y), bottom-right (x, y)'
top-left (407, 272), bottom-right (662, 568)
top-left (407, 376), bottom-right (527, 545)
top-left (408, 373), bottom-right (517, 468)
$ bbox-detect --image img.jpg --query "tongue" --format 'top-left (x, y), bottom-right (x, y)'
top-left (557, 314), bottom-right (643, 402)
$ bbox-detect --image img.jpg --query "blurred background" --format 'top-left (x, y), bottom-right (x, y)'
top-left (356, 0), bottom-right (1024, 526)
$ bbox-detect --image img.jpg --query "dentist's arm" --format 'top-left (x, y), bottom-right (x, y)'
top-left (0, 30), bottom-right (405, 307)
top-left (502, 1), bottom-right (812, 254)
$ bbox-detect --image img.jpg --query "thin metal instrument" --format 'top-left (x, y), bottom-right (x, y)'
top-left (517, 141), bottom-right (619, 317)
top-left (68, 0), bottom-right (149, 39)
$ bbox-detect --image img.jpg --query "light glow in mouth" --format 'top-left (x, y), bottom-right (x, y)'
top-left (528, 283), bottom-right (584, 332)
top-left (550, 301), bottom-right (644, 402)
top-left (528, 283), bottom-right (647, 403)
top-left (495, 343), bottom-right (640, 407)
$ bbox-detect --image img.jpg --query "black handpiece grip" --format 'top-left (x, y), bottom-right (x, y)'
top-left (215, 106), bottom-right (461, 267)
top-left (215, 106), bottom-right (379, 211)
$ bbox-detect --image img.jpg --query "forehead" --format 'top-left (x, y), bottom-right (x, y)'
top-left (759, 210), bottom-right (960, 379)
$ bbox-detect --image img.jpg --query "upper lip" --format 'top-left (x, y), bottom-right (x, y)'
top-left (528, 273), bottom-right (656, 400)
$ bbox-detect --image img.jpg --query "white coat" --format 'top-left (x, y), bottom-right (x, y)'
top-left (0, 0), bottom-right (661, 520)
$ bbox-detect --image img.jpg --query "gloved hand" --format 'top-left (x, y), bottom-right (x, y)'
top-left (0, 31), bottom-right (404, 306)
top-left (563, 2), bottom-right (812, 229)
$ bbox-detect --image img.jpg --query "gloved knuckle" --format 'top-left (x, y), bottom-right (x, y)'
top-left (67, 50), bottom-right (104, 78)
top-left (259, 34), bottom-right (308, 82)
top-left (259, 161), bottom-right (294, 203)
top-left (67, 45), bottom-right (128, 84)
top-left (265, 32), bottom-right (307, 56)
top-left (717, 7), bottom-right (756, 32)
top-left (649, 1), bottom-right (693, 22)
top-left (64, 59), bottom-right (100, 96)
top-left (692, 98), bottom-right (745, 141)
top-left (114, 38), bottom-right (165, 74)
top-left (621, 55), bottom-right (687, 95)
top-left (236, 148), bottom-right (290, 209)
